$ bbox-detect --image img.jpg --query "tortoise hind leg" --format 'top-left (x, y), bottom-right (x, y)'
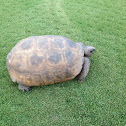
top-left (76, 57), bottom-right (90, 82)
top-left (18, 83), bottom-right (31, 92)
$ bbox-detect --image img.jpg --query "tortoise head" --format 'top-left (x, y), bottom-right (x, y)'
top-left (84, 45), bottom-right (95, 57)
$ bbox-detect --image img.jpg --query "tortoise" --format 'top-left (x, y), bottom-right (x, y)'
top-left (6, 35), bottom-right (95, 91)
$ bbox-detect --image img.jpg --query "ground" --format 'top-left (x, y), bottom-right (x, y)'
top-left (0, 0), bottom-right (126, 125)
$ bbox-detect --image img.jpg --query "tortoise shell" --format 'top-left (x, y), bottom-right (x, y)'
top-left (6, 35), bottom-right (84, 86)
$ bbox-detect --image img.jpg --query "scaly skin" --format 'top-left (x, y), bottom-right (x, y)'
top-left (76, 57), bottom-right (90, 82)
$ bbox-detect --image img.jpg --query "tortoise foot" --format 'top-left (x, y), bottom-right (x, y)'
top-left (77, 79), bottom-right (84, 83)
top-left (18, 84), bottom-right (31, 92)
top-left (12, 78), bottom-right (17, 82)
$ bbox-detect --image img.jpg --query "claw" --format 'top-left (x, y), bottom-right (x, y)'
top-left (18, 84), bottom-right (31, 92)
top-left (25, 88), bottom-right (30, 91)
top-left (78, 80), bottom-right (83, 83)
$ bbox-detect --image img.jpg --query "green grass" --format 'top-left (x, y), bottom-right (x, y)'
top-left (0, 0), bottom-right (126, 125)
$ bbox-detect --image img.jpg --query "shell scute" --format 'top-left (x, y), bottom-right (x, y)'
top-left (48, 51), bottom-right (62, 64)
top-left (52, 38), bottom-right (64, 48)
top-left (65, 50), bottom-right (75, 67)
top-left (30, 53), bottom-right (44, 66)
top-left (66, 39), bottom-right (77, 48)
top-left (65, 68), bottom-right (73, 78)
top-left (20, 39), bottom-right (33, 50)
top-left (38, 38), bottom-right (49, 50)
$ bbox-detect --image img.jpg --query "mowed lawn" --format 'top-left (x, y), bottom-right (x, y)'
top-left (0, 0), bottom-right (126, 125)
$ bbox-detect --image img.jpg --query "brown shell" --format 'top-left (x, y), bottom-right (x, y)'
top-left (6, 35), bottom-right (84, 86)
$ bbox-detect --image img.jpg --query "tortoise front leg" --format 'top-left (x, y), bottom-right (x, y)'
top-left (18, 83), bottom-right (31, 92)
top-left (76, 57), bottom-right (90, 82)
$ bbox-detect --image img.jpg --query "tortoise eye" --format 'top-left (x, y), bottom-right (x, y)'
top-left (90, 49), bottom-right (95, 53)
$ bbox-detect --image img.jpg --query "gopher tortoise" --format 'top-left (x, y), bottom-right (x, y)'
top-left (6, 35), bottom-right (95, 91)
